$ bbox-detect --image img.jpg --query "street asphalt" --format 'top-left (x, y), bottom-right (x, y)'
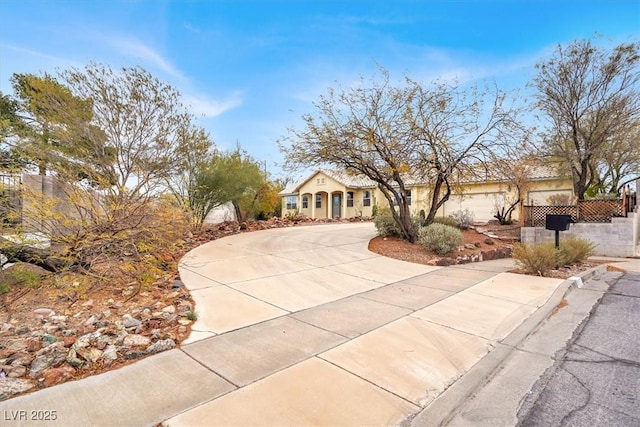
top-left (516, 270), bottom-right (640, 426)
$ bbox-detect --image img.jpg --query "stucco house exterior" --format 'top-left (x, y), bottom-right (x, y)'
top-left (280, 167), bottom-right (574, 223)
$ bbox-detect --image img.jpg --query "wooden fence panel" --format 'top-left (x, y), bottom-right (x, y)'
top-left (523, 199), bottom-right (626, 227)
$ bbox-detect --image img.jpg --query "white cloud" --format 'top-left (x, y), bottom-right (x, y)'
top-left (101, 36), bottom-right (185, 80)
top-left (183, 92), bottom-right (243, 118)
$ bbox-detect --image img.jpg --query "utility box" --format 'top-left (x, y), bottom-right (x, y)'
top-left (545, 214), bottom-right (572, 231)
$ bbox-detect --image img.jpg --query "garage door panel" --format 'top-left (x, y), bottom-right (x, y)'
top-left (444, 193), bottom-right (504, 222)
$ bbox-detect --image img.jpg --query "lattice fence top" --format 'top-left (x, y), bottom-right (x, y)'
top-left (523, 199), bottom-right (625, 226)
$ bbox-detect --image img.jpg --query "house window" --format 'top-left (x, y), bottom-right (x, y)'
top-left (315, 194), bottom-right (322, 208)
top-left (392, 189), bottom-right (411, 206)
top-left (286, 196), bottom-right (297, 210)
top-left (363, 191), bottom-right (371, 207)
top-left (347, 192), bottom-right (354, 207)
top-left (302, 195), bottom-right (309, 209)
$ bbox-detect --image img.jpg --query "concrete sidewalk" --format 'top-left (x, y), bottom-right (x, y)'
top-left (0, 223), bottom-right (615, 426)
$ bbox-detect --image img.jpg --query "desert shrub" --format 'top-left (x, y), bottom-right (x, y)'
top-left (559, 236), bottom-right (596, 265)
top-left (512, 242), bottom-right (559, 276)
top-left (449, 209), bottom-right (474, 229)
top-left (374, 209), bottom-right (424, 237)
top-left (284, 209), bottom-right (299, 221)
top-left (432, 216), bottom-right (459, 228)
top-left (374, 209), bottom-right (402, 237)
top-left (417, 223), bottom-right (463, 255)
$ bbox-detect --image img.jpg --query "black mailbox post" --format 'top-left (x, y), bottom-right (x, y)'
top-left (545, 214), bottom-right (572, 248)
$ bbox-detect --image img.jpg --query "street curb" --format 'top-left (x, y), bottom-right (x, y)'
top-left (403, 264), bottom-right (609, 427)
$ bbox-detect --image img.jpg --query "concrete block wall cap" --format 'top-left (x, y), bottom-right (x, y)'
top-left (569, 276), bottom-right (584, 288)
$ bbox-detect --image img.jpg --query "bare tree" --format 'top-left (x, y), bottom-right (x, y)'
top-left (63, 63), bottom-right (195, 200)
top-left (281, 69), bottom-right (518, 242)
top-left (532, 39), bottom-right (640, 199)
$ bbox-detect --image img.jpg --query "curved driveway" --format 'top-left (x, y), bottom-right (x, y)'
top-left (0, 222), bottom-right (567, 427)
top-left (179, 222), bottom-right (440, 342)
top-left (170, 222), bottom-right (564, 425)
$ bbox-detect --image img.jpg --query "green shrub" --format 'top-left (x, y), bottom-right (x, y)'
top-left (284, 209), bottom-right (299, 221)
top-left (374, 209), bottom-right (423, 238)
top-left (373, 210), bottom-right (402, 237)
top-left (432, 216), bottom-right (459, 228)
top-left (418, 223), bottom-right (463, 255)
top-left (559, 236), bottom-right (596, 265)
top-left (512, 242), bottom-right (559, 276)
top-left (449, 209), bottom-right (474, 229)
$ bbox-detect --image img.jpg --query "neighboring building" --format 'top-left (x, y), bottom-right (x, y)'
top-left (280, 167), bottom-right (574, 223)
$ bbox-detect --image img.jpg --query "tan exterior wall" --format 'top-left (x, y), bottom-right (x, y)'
top-left (281, 172), bottom-right (573, 223)
top-left (282, 171), bottom-right (379, 219)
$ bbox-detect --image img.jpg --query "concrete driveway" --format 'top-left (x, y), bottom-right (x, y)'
top-left (0, 222), bottom-right (568, 427)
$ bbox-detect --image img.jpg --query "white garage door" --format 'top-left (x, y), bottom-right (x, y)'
top-left (443, 193), bottom-right (505, 222)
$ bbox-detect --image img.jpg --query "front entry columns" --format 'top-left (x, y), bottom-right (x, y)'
top-left (342, 191), bottom-right (347, 219)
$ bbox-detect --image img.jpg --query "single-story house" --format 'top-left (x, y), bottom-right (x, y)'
top-left (280, 168), bottom-right (574, 223)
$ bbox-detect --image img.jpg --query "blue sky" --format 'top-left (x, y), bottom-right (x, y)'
top-left (1, 1), bottom-right (638, 178)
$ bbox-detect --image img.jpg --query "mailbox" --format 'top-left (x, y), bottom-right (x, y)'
top-left (545, 214), bottom-right (572, 231)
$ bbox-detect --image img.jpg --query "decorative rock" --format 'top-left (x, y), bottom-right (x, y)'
top-left (433, 257), bottom-right (456, 266)
top-left (81, 299), bottom-right (94, 307)
top-left (43, 324), bottom-right (61, 334)
top-left (15, 326), bottom-right (30, 335)
top-left (9, 352), bottom-right (33, 367)
top-left (84, 315), bottom-right (98, 326)
top-left (7, 365), bottom-right (26, 378)
top-left (102, 345), bottom-right (118, 361)
top-left (1, 323), bottom-right (13, 333)
top-left (178, 319), bottom-right (192, 326)
top-left (74, 334), bottom-right (91, 349)
top-left (25, 338), bottom-right (43, 352)
top-left (124, 350), bottom-right (145, 360)
top-left (29, 355), bottom-right (52, 378)
top-left (161, 305), bottom-right (176, 314)
top-left (102, 310), bottom-right (112, 318)
top-left (65, 349), bottom-right (84, 367)
top-left (178, 326), bottom-right (188, 335)
top-left (7, 339), bottom-right (27, 353)
top-left (484, 237), bottom-right (495, 245)
top-left (0, 378), bottom-right (34, 400)
top-left (50, 315), bottom-right (68, 323)
top-left (464, 243), bottom-right (477, 250)
top-left (61, 329), bottom-right (77, 336)
top-left (42, 335), bottom-right (57, 345)
top-left (163, 313), bottom-right (177, 322)
top-left (165, 291), bottom-right (179, 299)
top-left (41, 366), bottom-right (76, 387)
top-left (122, 314), bottom-right (142, 329)
top-left (33, 308), bottom-right (54, 316)
top-left (123, 334), bottom-right (151, 347)
top-left (178, 302), bottom-right (193, 313)
top-left (77, 347), bottom-right (102, 364)
top-left (62, 336), bottom-right (76, 347)
top-left (145, 339), bottom-right (176, 354)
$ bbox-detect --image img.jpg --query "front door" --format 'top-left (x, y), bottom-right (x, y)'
top-left (332, 194), bottom-right (341, 218)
